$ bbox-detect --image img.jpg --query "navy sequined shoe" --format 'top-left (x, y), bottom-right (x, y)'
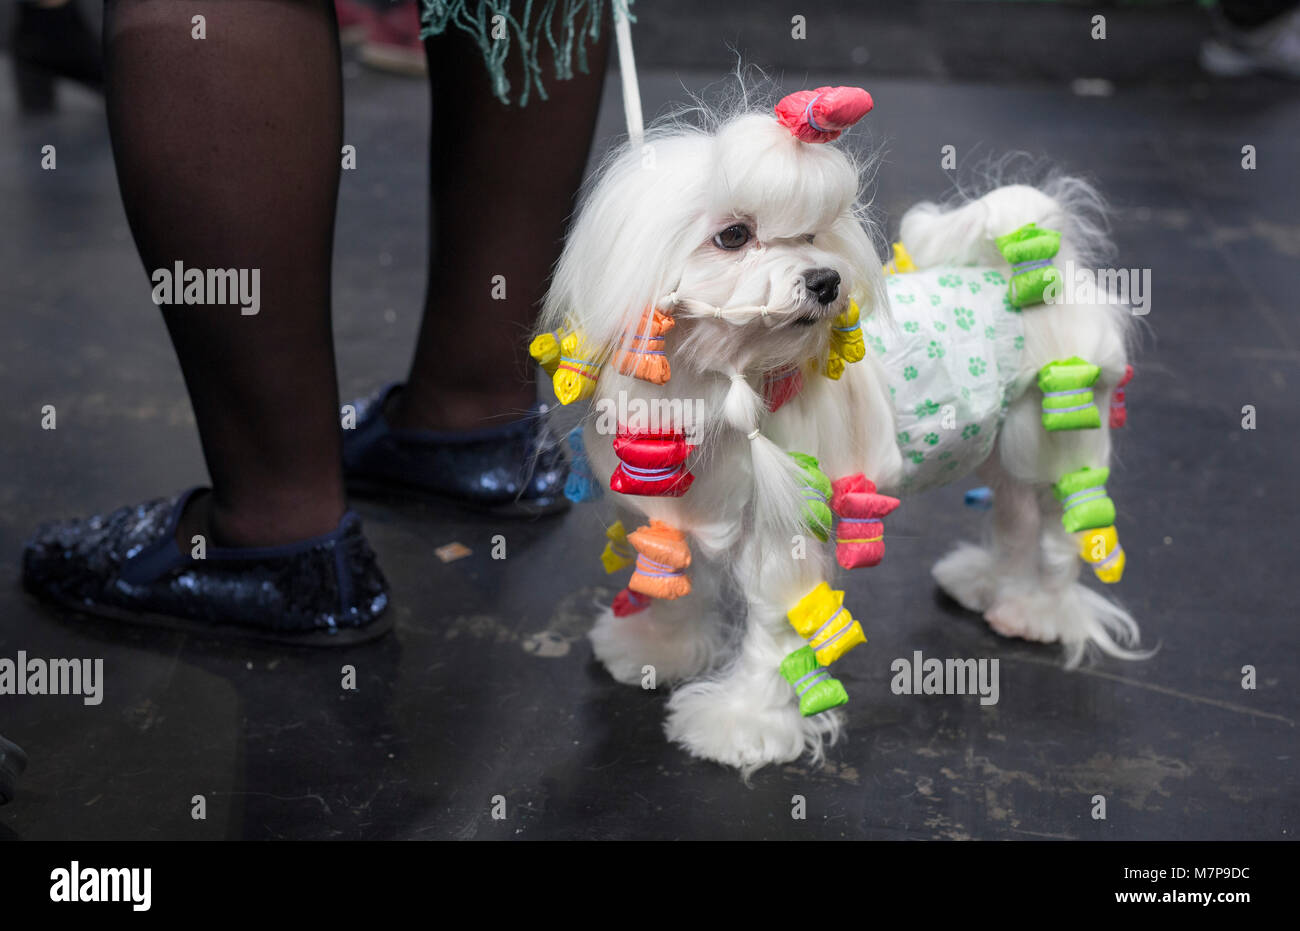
top-left (22, 489), bottom-right (391, 646)
top-left (341, 383), bottom-right (570, 518)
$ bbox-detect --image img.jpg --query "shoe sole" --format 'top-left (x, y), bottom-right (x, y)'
top-left (339, 23), bottom-right (369, 46)
top-left (28, 590), bottom-right (393, 648)
top-left (1200, 39), bottom-right (1260, 76)
top-left (0, 735), bottom-right (28, 805)
top-left (346, 475), bottom-right (571, 519)
top-left (358, 43), bottom-right (428, 77)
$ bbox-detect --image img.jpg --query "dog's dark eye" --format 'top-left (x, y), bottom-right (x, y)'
top-left (713, 224), bottom-right (752, 250)
top-left (804, 234), bottom-right (816, 244)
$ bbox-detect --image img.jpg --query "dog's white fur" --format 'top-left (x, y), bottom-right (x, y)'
top-left (541, 100), bottom-right (1145, 775)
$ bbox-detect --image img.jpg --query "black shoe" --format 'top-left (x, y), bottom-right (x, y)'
top-left (341, 383), bottom-right (571, 518)
top-left (11, 0), bottom-right (104, 114)
top-left (0, 735), bottom-right (27, 805)
top-left (22, 488), bottom-right (391, 646)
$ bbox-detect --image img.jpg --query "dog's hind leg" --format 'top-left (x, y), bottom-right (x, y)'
top-left (933, 456), bottom-right (1041, 616)
top-left (966, 420), bottom-right (1147, 666)
top-left (957, 454), bottom-right (1069, 643)
top-left (980, 480), bottom-right (1146, 666)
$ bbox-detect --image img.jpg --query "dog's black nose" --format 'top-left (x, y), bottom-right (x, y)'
top-left (804, 268), bottom-right (841, 305)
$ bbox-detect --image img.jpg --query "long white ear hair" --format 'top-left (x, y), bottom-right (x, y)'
top-left (827, 206), bottom-right (888, 325)
top-left (714, 362), bottom-right (810, 548)
top-left (539, 131), bottom-right (712, 355)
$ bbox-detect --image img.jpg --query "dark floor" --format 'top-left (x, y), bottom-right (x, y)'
top-left (2, 2), bottom-right (1298, 840)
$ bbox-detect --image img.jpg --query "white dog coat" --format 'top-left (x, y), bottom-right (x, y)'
top-left (862, 266), bottom-right (1033, 493)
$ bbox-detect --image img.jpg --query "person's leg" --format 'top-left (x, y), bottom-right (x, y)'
top-left (105, 0), bottom-right (346, 547)
top-left (392, 23), bottom-right (610, 432)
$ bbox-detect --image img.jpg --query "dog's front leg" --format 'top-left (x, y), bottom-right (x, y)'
top-left (664, 535), bottom-right (842, 775)
top-left (583, 414), bottom-right (737, 688)
top-left (589, 540), bottom-right (728, 687)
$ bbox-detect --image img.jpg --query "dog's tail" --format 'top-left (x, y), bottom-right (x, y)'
top-left (898, 175), bottom-right (1112, 272)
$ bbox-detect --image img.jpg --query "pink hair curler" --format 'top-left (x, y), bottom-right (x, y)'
top-left (775, 86), bottom-right (874, 143)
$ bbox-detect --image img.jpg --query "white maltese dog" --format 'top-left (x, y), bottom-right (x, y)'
top-left (533, 85), bottom-right (1144, 774)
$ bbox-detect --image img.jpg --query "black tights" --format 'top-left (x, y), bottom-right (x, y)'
top-left (104, 0), bottom-right (607, 546)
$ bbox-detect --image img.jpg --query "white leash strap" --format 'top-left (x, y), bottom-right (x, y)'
top-left (613, 3), bottom-right (644, 148)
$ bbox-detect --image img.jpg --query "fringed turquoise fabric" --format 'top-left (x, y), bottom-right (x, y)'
top-left (419, 0), bottom-right (634, 106)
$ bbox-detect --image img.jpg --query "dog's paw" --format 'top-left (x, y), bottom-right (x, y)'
top-left (589, 605), bottom-right (719, 687)
top-left (988, 583), bottom-right (1147, 667)
top-left (664, 678), bottom-right (836, 773)
top-left (932, 542), bottom-right (996, 613)
top-left (984, 593), bottom-right (1061, 643)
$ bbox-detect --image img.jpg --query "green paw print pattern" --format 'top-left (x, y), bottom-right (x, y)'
top-left (984, 325), bottom-right (996, 339)
top-left (924, 433), bottom-right (940, 446)
top-left (983, 270), bottom-right (1006, 285)
top-left (937, 273), bottom-right (962, 288)
top-left (903, 320), bottom-right (920, 333)
top-left (1002, 296), bottom-right (1021, 315)
top-left (897, 431), bottom-right (911, 445)
top-left (962, 423), bottom-right (981, 440)
top-left (953, 306), bottom-right (975, 331)
top-left (938, 451), bottom-right (953, 461)
top-left (1014, 335), bottom-right (1024, 351)
top-left (929, 294), bottom-right (942, 306)
top-left (934, 321), bottom-right (947, 333)
top-left (908, 451), bottom-right (925, 464)
top-left (927, 340), bottom-right (945, 359)
top-left (903, 365), bottom-right (918, 381)
top-left (968, 356), bottom-right (987, 377)
top-left (895, 293), bottom-right (916, 304)
top-left (967, 281), bottom-right (982, 295)
top-left (867, 333), bottom-right (886, 355)
top-left (914, 399), bottom-right (941, 418)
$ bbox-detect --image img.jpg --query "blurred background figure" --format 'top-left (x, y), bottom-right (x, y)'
top-left (9, 0), bottom-right (101, 111)
top-left (1202, 0), bottom-right (1300, 78)
top-left (337, 0), bottom-right (428, 77)
top-left (0, 735), bottom-right (26, 805)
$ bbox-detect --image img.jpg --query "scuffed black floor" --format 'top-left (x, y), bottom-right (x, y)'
top-left (2, 15), bottom-right (1298, 839)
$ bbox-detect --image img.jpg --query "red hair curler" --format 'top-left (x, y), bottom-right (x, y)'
top-left (610, 430), bottom-right (695, 497)
top-left (830, 474), bottom-right (900, 570)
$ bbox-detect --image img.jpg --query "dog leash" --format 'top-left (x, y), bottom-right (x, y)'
top-left (613, 2), bottom-right (644, 147)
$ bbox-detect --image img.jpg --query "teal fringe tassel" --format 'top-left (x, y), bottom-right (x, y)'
top-left (564, 424), bottom-right (602, 503)
top-left (419, 0), bottom-right (635, 106)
